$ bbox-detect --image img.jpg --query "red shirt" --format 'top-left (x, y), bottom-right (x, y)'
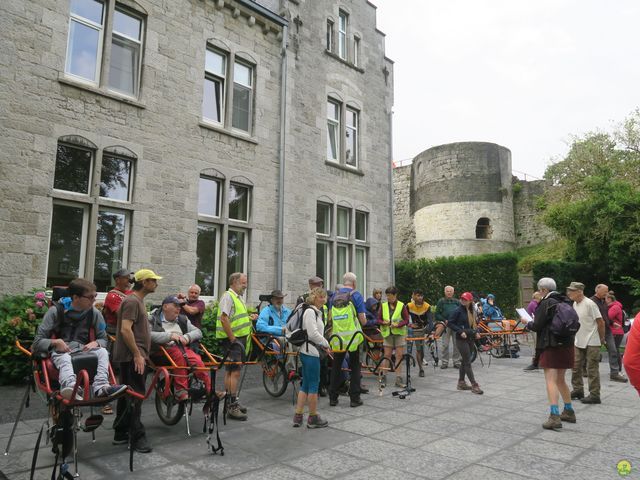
top-left (623, 312), bottom-right (640, 395)
top-left (103, 288), bottom-right (133, 326)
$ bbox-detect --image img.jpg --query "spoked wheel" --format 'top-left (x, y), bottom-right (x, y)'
top-left (489, 338), bottom-right (507, 359)
top-left (155, 375), bottom-right (184, 426)
top-left (262, 356), bottom-right (288, 397)
top-left (364, 347), bottom-right (384, 372)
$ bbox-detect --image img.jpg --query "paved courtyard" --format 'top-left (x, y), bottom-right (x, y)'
top-left (1, 352), bottom-right (639, 480)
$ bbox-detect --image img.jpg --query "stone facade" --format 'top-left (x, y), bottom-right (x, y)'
top-left (393, 142), bottom-right (554, 261)
top-left (0, 0), bottom-right (394, 302)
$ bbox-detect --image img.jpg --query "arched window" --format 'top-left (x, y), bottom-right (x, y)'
top-left (476, 217), bottom-right (491, 239)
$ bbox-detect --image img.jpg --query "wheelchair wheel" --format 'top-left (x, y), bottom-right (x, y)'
top-left (155, 376), bottom-right (185, 426)
top-left (262, 356), bottom-right (288, 397)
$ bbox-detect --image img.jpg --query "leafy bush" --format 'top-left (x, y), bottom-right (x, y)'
top-left (0, 290), bottom-right (49, 385)
top-left (395, 253), bottom-right (520, 318)
top-left (200, 301), bottom-right (221, 357)
top-left (532, 261), bottom-right (598, 296)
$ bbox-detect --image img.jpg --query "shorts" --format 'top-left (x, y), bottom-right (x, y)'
top-left (383, 334), bottom-right (406, 348)
top-left (407, 327), bottom-right (425, 354)
top-left (300, 353), bottom-right (321, 394)
top-left (220, 336), bottom-right (247, 371)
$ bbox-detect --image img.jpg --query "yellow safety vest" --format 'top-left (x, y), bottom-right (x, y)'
top-left (216, 289), bottom-right (252, 339)
top-left (380, 301), bottom-right (407, 338)
top-left (330, 302), bottom-right (363, 352)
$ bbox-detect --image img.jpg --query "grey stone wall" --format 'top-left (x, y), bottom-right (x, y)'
top-left (513, 179), bottom-right (557, 248)
top-left (392, 165), bottom-right (415, 260)
top-left (0, 0), bottom-right (394, 302)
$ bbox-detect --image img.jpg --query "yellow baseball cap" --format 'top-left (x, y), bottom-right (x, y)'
top-left (134, 269), bottom-right (163, 281)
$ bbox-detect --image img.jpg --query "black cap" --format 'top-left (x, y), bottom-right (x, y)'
top-left (113, 269), bottom-right (133, 280)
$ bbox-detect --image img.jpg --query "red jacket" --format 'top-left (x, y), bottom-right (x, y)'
top-left (607, 300), bottom-right (624, 336)
top-left (623, 312), bottom-right (640, 395)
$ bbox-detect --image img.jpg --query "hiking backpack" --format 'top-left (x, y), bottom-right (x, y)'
top-left (285, 303), bottom-right (311, 346)
top-left (550, 302), bottom-right (580, 337)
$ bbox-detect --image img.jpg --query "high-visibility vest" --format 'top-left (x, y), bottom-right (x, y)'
top-left (380, 301), bottom-right (407, 338)
top-left (330, 303), bottom-right (363, 352)
top-left (216, 289), bottom-right (252, 339)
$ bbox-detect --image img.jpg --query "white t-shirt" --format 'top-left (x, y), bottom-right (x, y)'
top-left (573, 297), bottom-right (602, 348)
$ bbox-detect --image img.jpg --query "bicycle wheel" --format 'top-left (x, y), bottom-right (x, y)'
top-left (155, 376), bottom-right (185, 426)
top-left (262, 356), bottom-right (288, 397)
top-left (470, 343), bottom-right (478, 364)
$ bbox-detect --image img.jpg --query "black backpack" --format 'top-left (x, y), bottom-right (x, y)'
top-left (285, 303), bottom-right (311, 346)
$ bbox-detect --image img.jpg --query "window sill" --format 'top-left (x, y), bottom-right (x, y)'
top-left (324, 50), bottom-right (365, 73)
top-left (58, 75), bottom-right (146, 109)
top-left (325, 160), bottom-right (364, 176)
top-left (199, 121), bottom-right (259, 145)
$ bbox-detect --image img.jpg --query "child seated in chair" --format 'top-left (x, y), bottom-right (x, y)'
top-left (149, 295), bottom-right (211, 402)
top-left (32, 278), bottom-right (127, 400)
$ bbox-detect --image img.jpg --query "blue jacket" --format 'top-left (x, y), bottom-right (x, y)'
top-left (448, 304), bottom-right (477, 337)
top-left (256, 304), bottom-right (292, 336)
top-left (483, 303), bottom-right (504, 321)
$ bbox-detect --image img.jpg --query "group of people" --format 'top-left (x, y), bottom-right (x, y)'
top-left (522, 278), bottom-right (636, 430)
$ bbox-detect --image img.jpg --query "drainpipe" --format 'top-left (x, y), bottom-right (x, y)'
top-left (388, 110), bottom-right (395, 283)
top-left (276, 25), bottom-right (288, 289)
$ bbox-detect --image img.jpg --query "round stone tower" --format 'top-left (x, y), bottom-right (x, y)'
top-left (410, 142), bottom-right (515, 258)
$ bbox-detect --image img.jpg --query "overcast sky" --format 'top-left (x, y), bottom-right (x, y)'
top-left (373, 0), bottom-right (640, 178)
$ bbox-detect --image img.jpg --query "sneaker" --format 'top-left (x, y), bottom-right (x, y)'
top-left (440, 364), bottom-right (448, 370)
top-left (292, 413), bottom-right (304, 427)
top-left (307, 414), bottom-right (328, 429)
top-left (132, 436), bottom-right (152, 453)
top-left (457, 381), bottom-right (472, 391)
top-left (329, 397), bottom-right (338, 407)
top-left (175, 390), bottom-right (189, 402)
top-left (61, 386), bottom-right (83, 401)
top-left (227, 403), bottom-right (248, 421)
top-left (580, 395), bottom-right (601, 404)
top-left (570, 390), bottom-right (584, 400)
top-left (523, 364), bottom-right (539, 371)
top-left (560, 409), bottom-right (576, 423)
top-left (542, 414), bottom-right (562, 430)
top-left (395, 377), bottom-right (406, 388)
top-left (112, 432), bottom-right (129, 445)
top-left (422, 359), bottom-right (428, 366)
top-left (350, 397), bottom-right (363, 408)
top-left (97, 384), bottom-right (128, 398)
top-left (471, 383), bottom-right (483, 395)
top-left (419, 369), bottom-right (425, 378)
top-left (610, 373), bottom-right (628, 383)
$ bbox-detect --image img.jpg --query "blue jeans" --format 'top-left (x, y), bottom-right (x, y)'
top-left (300, 353), bottom-right (320, 394)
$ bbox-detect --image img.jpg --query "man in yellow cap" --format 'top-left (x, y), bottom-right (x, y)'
top-left (112, 268), bottom-right (161, 453)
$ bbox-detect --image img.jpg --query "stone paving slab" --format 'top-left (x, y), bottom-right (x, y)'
top-left (1, 355), bottom-right (639, 479)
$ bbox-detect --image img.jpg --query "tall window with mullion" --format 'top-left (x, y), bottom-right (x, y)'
top-left (336, 206), bottom-right (350, 239)
top-left (336, 244), bottom-right (349, 285)
top-left (196, 222), bottom-right (220, 296)
top-left (100, 155), bottom-right (133, 201)
top-left (108, 8), bottom-right (143, 96)
top-left (355, 211), bottom-right (367, 241)
top-left (47, 202), bottom-right (90, 287)
top-left (326, 19), bottom-right (334, 52)
top-left (227, 228), bottom-right (248, 275)
top-left (355, 247), bottom-right (367, 292)
top-left (338, 10), bottom-right (348, 60)
top-left (232, 61), bottom-right (253, 132)
top-left (327, 100), bottom-right (341, 161)
top-left (93, 209), bottom-right (129, 291)
top-left (345, 108), bottom-right (358, 167)
top-left (228, 183), bottom-right (250, 221)
top-left (198, 176), bottom-right (222, 217)
top-left (54, 144), bottom-right (93, 195)
top-left (203, 49), bottom-right (226, 124)
top-left (65, 0), bottom-right (105, 83)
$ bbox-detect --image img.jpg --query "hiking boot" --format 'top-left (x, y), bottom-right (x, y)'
top-left (360, 386), bottom-right (369, 394)
top-left (112, 431), bottom-right (128, 445)
top-left (542, 414), bottom-right (562, 430)
top-left (610, 373), bottom-right (628, 383)
top-left (175, 390), bottom-right (189, 402)
top-left (236, 401), bottom-right (248, 414)
top-left (329, 397), bottom-right (338, 407)
top-left (132, 436), bottom-right (152, 453)
top-left (419, 369), bottom-right (425, 378)
top-left (457, 381), bottom-right (472, 391)
top-left (471, 383), bottom-right (483, 395)
top-left (350, 397), bottom-right (363, 408)
top-left (570, 390), bottom-right (584, 400)
top-left (580, 395), bottom-right (601, 404)
top-left (453, 363), bottom-right (461, 369)
top-left (292, 413), bottom-right (304, 427)
top-left (560, 409), bottom-right (576, 423)
top-left (96, 384), bottom-right (127, 398)
top-left (440, 363), bottom-right (448, 369)
top-left (395, 377), bottom-right (406, 388)
top-left (319, 386), bottom-right (328, 397)
top-left (307, 414), bottom-right (328, 429)
top-left (523, 364), bottom-right (539, 371)
top-left (227, 403), bottom-right (248, 421)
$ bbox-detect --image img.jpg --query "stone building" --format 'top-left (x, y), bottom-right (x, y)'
top-left (0, 0), bottom-right (394, 302)
top-left (394, 142), bottom-right (555, 261)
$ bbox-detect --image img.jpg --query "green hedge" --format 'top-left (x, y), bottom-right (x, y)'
top-left (395, 253), bottom-right (520, 318)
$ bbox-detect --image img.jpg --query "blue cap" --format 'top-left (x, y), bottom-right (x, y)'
top-left (162, 295), bottom-right (183, 306)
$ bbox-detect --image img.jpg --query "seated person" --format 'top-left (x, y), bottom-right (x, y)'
top-left (482, 294), bottom-right (504, 322)
top-left (149, 296), bottom-right (211, 402)
top-left (364, 289), bottom-right (382, 327)
top-left (256, 289), bottom-right (296, 374)
top-left (32, 278), bottom-right (127, 400)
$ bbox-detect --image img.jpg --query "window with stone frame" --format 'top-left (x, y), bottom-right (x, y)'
top-left (65, 0), bottom-right (145, 98)
top-left (353, 35), bottom-right (360, 67)
top-left (326, 19), bottom-right (335, 52)
top-left (48, 139), bottom-right (135, 291)
top-left (203, 49), bottom-right (227, 125)
top-left (345, 107), bottom-right (359, 167)
top-left (327, 98), bottom-right (361, 169)
top-left (231, 61), bottom-right (253, 132)
top-left (476, 217), bottom-right (492, 239)
top-left (327, 99), bottom-right (341, 162)
top-left (315, 201), bottom-right (369, 290)
top-left (338, 10), bottom-right (348, 60)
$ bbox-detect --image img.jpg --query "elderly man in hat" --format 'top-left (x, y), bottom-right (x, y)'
top-left (256, 289), bottom-right (296, 376)
top-left (149, 295), bottom-right (210, 402)
top-left (568, 282), bottom-right (605, 404)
